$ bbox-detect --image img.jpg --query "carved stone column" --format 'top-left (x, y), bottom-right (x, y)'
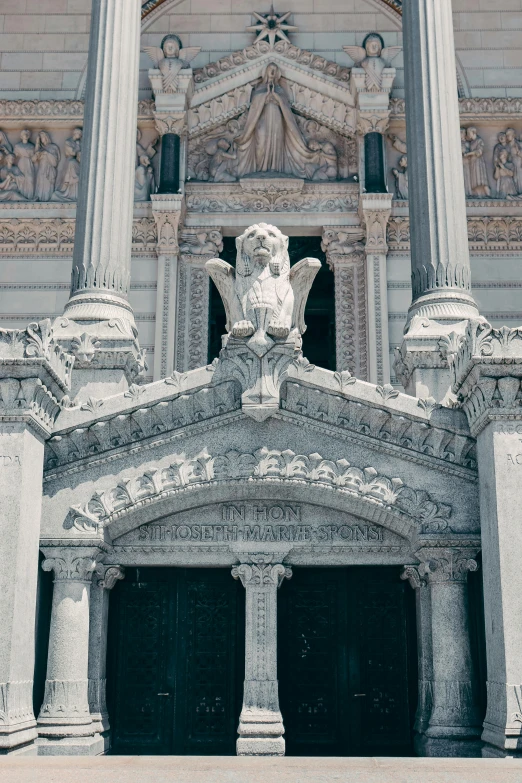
top-left (360, 193), bottom-right (393, 385)
top-left (452, 320), bottom-right (522, 757)
top-left (399, 0), bottom-right (479, 401)
top-left (401, 566), bottom-right (434, 752)
top-left (177, 229), bottom-right (223, 371)
top-left (88, 565), bottom-right (124, 750)
top-left (58, 0), bottom-right (144, 400)
top-left (412, 545), bottom-right (482, 756)
top-left (232, 552), bottom-right (292, 756)
top-left (321, 227), bottom-right (367, 378)
top-left (0, 322), bottom-right (72, 755)
top-left (151, 194), bottom-right (184, 379)
top-left (37, 548), bottom-right (103, 755)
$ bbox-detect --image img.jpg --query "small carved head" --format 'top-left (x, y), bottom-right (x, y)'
top-left (506, 128), bottom-right (517, 142)
top-left (399, 155), bottom-right (407, 170)
top-left (4, 153), bottom-right (14, 167)
top-left (20, 129), bottom-right (31, 143)
top-left (72, 127), bottom-right (82, 141)
top-left (460, 128), bottom-right (467, 140)
top-left (466, 127), bottom-right (477, 141)
top-left (39, 131), bottom-right (51, 146)
top-left (262, 63), bottom-right (282, 86)
top-left (139, 154), bottom-right (150, 167)
top-left (498, 132), bottom-right (507, 144)
top-left (499, 149), bottom-right (509, 164)
top-left (236, 223), bottom-right (290, 278)
top-left (363, 32), bottom-right (384, 57)
top-left (161, 33), bottom-right (182, 58)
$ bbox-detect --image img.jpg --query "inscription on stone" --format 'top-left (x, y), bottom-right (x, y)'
top-left (0, 455), bottom-right (21, 466)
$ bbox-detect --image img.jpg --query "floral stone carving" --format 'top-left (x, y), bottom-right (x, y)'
top-left (68, 447), bottom-right (452, 537)
top-left (206, 223), bottom-right (320, 419)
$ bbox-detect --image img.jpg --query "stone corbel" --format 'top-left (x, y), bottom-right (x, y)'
top-left (360, 193), bottom-right (393, 384)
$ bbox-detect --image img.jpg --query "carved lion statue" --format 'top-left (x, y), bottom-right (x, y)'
top-left (206, 223), bottom-right (321, 355)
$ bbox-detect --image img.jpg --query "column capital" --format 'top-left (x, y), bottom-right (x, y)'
top-left (232, 560), bottom-right (292, 590)
top-left (414, 547), bottom-right (479, 584)
top-left (321, 226), bottom-right (365, 270)
top-left (451, 319), bottom-right (522, 436)
top-left (41, 548), bottom-right (104, 583)
top-left (151, 194), bottom-right (185, 254)
top-left (154, 114), bottom-right (187, 138)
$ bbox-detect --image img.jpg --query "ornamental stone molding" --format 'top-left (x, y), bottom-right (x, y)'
top-left (232, 558), bottom-right (292, 589)
top-left (66, 447), bottom-right (453, 541)
top-left (41, 550), bottom-right (102, 583)
top-left (185, 181), bottom-right (358, 214)
top-left (415, 547), bottom-right (479, 584)
top-left (0, 320), bottom-right (73, 437)
top-left (388, 216), bottom-right (522, 253)
top-left (451, 319), bottom-right (522, 436)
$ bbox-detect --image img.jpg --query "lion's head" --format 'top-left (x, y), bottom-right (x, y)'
top-left (236, 223), bottom-right (290, 279)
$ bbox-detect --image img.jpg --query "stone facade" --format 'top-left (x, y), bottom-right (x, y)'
top-left (1, 0), bottom-right (522, 762)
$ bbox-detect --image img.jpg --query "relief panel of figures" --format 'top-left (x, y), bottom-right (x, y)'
top-left (0, 126), bottom-right (160, 204)
top-left (386, 124), bottom-right (522, 201)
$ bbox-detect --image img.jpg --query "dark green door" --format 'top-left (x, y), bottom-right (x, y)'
top-left (278, 567), bottom-right (417, 756)
top-left (108, 567), bottom-right (245, 755)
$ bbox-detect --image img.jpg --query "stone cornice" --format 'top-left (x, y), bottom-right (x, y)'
top-left (451, 319), bottom-right (522, 435)
top-left (0, 320), bottom-right (74, 438)
top-left (1, 97), bottom-right (520, 123)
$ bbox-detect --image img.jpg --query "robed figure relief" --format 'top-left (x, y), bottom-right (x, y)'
top-left (236, 64), bottom-right (314, 178)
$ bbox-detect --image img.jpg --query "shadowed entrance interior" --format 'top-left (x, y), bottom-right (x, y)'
top-left (278, 566), bottom-right (418, 756)
top-left (108, 567), bottom-right (245, 755)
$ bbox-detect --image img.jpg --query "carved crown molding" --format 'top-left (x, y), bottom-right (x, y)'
top-left (390, 97), bottom-right (522, 121)
top-left (0, 99), bottom-right (154, 122)
top-left (388, 216), bottom-right (522, 253)
top-left (0, 218), bottom-right (157, 255)
top-left (451, 319), bottom-right (522, 435)
top-left (0, 320), bottom-right (74, 436)
top-left (67, 447), bottom-right (453, 539)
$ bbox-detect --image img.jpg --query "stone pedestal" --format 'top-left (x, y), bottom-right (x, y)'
top-left (0, 322), bottom-right (72, 755)
top-left (88, 566), bottom-right (124, 751)
top-left (399, 0), bottom-right (479, 401)
top-left (452, 320), bottom-right (522, 757)
top-left (360, 193), bottom-right (393, 385)
top-left (232, 551), bottom-right (292, 756)
top-left (37, 548), bottom-right (104, 756)
top-left (57, 0), bottom-right (144, 400)
top-left (412, 544), bottom-right (482, 757)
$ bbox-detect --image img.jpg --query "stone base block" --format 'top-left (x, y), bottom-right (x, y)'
top-left (419, 734), bottom-right (482, 758)
top-left (36, 734), bottom-right (106, 756)
top-left (236, 736), bottom-right (285, 756)
top-left (0, 724), bottom-right (38, 756)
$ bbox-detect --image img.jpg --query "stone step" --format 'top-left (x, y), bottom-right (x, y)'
top-left (2, 757), bottom-right (522, 783)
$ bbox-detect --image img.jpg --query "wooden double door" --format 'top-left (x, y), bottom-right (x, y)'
top-left (278, 567), bottom-right (417, 756)
top-left (108, 567), bottom-right (245, 755)
top-left (108, 566), bottom-right (416, 756)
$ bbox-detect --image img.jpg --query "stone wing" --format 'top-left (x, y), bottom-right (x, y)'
top-left (179, 47), bottom-right (201, 67)
top-left (382, 46), bottom-right (402, 65)
top-left (343, 45), bottom-right (366, 65)
top-left (290, 257), bottom-right (322, 334)
top-left (142, 46), bottom-right (163, 68)
top-left (205, 258), bottom-right (242, 333)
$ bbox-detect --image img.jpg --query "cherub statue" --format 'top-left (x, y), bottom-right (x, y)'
top-left (344, 33), bottom-right (402, 92)
top-left (143, 34), bottom-right (201, 93)
top-left (206, 223), bottom-right (320, 357)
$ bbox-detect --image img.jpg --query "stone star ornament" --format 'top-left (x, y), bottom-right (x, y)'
top-left (246, 5), bottom-right (298, 47)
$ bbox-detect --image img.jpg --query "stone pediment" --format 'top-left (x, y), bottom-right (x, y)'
top-left (188, 41), bottom-right (356, 140)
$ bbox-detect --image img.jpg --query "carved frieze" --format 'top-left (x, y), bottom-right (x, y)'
top-left (67, 447), bottom-right (453, 537)
top-left (185, 181), bottom-right (358, 213)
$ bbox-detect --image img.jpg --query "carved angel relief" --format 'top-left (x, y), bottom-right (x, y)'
top-left (143, 34), bottom-right (200, 93)
top-left (344, 33), bottom-right (401, 93)
top-left (207, 223), bottom-right (320, 357)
